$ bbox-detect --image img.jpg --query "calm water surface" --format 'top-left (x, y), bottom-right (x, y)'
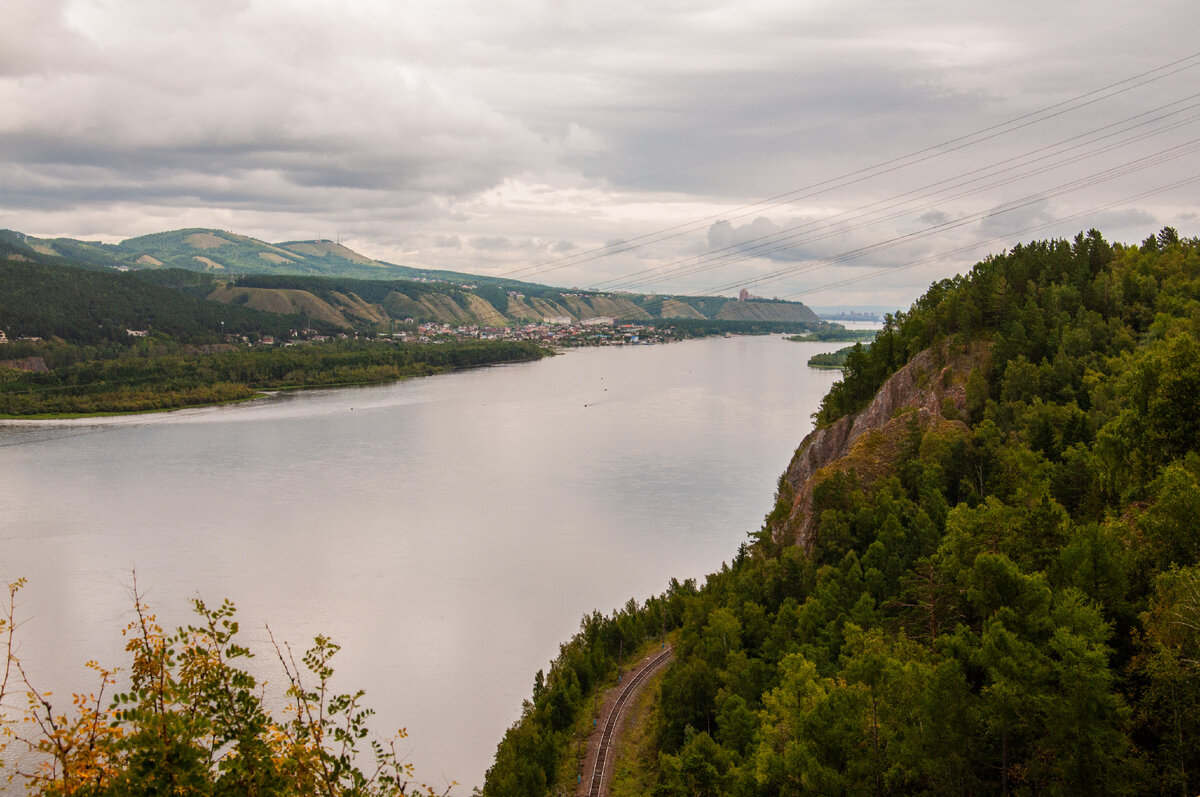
top-left (0, 335), bottom-right (848, 792)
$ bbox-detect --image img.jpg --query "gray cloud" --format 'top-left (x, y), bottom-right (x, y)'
top-left (979, 197), bottom-right (1056, 238)
top-left (706, 217), bottom-right (821, 263)
top-left (3, 0), bottom-right (1200, 306)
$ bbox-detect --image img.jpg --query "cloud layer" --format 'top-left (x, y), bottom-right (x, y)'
top-left (4, 0), bottom-right (1200, 307)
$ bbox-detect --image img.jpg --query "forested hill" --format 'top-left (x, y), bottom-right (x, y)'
top-left (0, 254), bottom-right (309, 344)
top-left (0, 227), bottom-right (821, 329)
top-left (482, 228), bottom-right (1200, 795)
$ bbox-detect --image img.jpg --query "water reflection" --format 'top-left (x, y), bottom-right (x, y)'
top-left (0, 336), bottom-right (848, 792)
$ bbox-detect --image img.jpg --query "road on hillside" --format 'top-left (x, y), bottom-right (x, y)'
top-left (577, 645), bottom-right (674, 797)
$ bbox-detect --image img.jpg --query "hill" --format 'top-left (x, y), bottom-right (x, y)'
top-left (0, 248), bottom-right (310, 344)
top-left (0, 240), bottom-right (552, 416)
top-left (114, 229), bottom-right (425, 280)
top-left (1, 227), bottom-right (481, 282)
top-left (481, 228), bottom-right (1200, 795)
top-left (1, 227), bottom-right (823, 330)
top-left (214, 274), bottom-right (819, 330)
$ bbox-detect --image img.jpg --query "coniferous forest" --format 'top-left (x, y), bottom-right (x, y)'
top-left (482, 229), bottom-right (1200, 796)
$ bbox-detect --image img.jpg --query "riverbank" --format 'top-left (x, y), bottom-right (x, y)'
top-left (1, 335), bottom-right (851, 792)
top-left (0, 338), bottom-right (549, 417)
top-left (0, 322), bottom-right (850, 419)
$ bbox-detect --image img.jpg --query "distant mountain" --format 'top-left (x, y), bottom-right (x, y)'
top-left (1, 227), bottom-right (824, 331)
top-left (3, 227), bottom-right (540, 286)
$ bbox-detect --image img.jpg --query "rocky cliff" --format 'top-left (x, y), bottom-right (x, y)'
top-left (772, 341), bottom-right (990, 548)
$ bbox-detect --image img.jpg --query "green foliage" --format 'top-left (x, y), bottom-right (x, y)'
top-left (0, 260), bottom-right (301, 344)
top-left (486, 228), bottom-right (1200, 795)
top-left (786, 327), bottom-right (876, 343)
top-left (481, 583), bottom-right (695, 795)
top-left (111, 228), bottom-right (422, 281)
top-left (5, 229), bottom-right (824, 330)
top-left (804, 344), bottom-right (858, 369)
top-left (0, 339), bottom-right (548, 416)
top-left (0, 581), bottom-right (445, 796)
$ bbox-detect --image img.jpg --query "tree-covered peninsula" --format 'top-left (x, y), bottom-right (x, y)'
top-left (482, 228), bottom-right (1200, 795)
top-left (0, 337), bottom-right (548, 416)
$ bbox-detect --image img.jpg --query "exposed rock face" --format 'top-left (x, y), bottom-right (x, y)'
top-left (0, 356), bottom-right (49, 373)
top-left (774, 342), bottom-right (989, 548)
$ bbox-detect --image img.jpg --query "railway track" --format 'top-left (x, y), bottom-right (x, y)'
top-left (585, 646), bottom-right (674, 797)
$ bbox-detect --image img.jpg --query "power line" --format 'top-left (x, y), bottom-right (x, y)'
top-left (613, 0), bottom-right (1198, 190)
top-left (493, 49), bottom-right (1200, 285)
top-left (599, 96), bottom-right (1200, 293)
top-left (699, 139), bottom-right (1200, 296)
top-left (781, 173), bottom-right (1200, 302)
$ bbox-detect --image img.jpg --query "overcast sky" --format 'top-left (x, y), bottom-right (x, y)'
top-left (5, 0), bottom-right (1200, 308)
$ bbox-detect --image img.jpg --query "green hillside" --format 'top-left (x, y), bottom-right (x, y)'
top-left (0, 229), bottom-right (126, 271)
top-left (115, 228), bottom-right (422, 280)
top-left (218, 274), bottom-right (818, 329)
top-left (0, 249), bottom-right (309, 344)
top-left (1, 227), bottom-right (823, 329)
top-left (2, 227), bottom-right (430, 280)
top-left (0, 242), bottom-right (551, 416)
top-left (482, 228), bottom-right (1200, 796)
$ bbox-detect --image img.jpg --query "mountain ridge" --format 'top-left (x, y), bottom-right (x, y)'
top-left (1, 227), bottom-right (824, 330)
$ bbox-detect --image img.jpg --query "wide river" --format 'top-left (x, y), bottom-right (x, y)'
top-left (0, 334), bottom-right (851, 792)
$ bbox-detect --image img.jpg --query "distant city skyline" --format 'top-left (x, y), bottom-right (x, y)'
top-left (5, 0), bottom-right (1200, 308)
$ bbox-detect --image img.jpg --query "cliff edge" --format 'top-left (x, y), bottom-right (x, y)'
top-left (772, 341), bottom-right (991, 548)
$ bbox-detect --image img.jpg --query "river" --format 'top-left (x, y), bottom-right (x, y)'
top-left (0, 334), bottom-right (852, 792)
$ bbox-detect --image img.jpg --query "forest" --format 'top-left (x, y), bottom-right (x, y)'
top-left (481, 228), bottom-right (1200, 795)
top-left (0, 256), bottom-right (313, 344)
top-left (0, 338), bottom-right (547, 416)
top-left (804, 346), bottom-right (855, 369)
top-left (1, 229), bottom-right (824, 331)
top-left (0, 249), bottom-right (549, 415)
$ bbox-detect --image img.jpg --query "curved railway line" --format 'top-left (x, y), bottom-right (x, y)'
top-left (583, 646), bottom-right (674, 797)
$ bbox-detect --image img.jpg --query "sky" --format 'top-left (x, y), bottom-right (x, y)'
top-left (5, 0), bottom-right (1200, 309)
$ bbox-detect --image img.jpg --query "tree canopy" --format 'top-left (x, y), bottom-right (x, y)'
top-left (484, 229), bottom-right (1200, 795)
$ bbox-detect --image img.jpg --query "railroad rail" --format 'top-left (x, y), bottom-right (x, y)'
top-left (585, 646), bottom-right (674, 797)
